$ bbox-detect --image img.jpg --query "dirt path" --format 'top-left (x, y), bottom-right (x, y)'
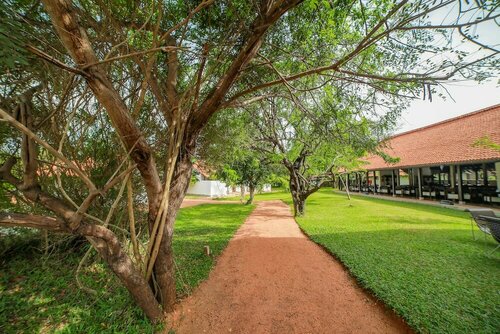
top-left (170, 200), bottom-right (412, 334)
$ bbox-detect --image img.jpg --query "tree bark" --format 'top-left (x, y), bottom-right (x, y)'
top-left (240, 185), bottom-right (246, 202)
top-left (289, 171), bottom-right (307, 216)
top-left (153, 144), bottom-right (194, 311)
top-left (246, 184), bottom-right (255, 205)
top-left (40, 0), bottom-right (163, 213)
top-left (286, 156), bottom-right (321, 217)
top-left (79, 225), bottom-right (164, 322)
top-left (38, 0), bottom-right (303, 319)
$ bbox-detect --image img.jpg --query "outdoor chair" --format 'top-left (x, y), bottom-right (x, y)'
top-left (488, 216), bottom-right (500, 241)
top-left (466, 209), bottom-right (500, 254)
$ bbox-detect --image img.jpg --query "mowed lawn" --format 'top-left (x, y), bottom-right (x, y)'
top-left (215, 187), bottom-right (293, 202)
top-left (296, 190), bottom-right (500, 334)
top-left (0, 203), bottom-right (253, 333)
top-left (173, 204), bottom-right (254, 294)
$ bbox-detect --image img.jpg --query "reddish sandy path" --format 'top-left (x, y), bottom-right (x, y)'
top-left (170, 200), bottom-right (412, 334)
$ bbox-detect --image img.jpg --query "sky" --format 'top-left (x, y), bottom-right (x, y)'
top-left (394, 2), bottom-right (500, 133)
top-left (396, 79), bottom-right (500, 133)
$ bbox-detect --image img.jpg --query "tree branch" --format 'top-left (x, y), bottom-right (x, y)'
top-left (191, 0), bottom-right (304, 131)
top-left (41, 0), bottom-right (162, 212)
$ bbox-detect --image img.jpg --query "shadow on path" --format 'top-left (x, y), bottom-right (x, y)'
top-left (169, 201), bottom-right (413, 334)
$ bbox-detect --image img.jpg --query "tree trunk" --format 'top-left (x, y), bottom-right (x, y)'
top-left (240, 185), bottom-right (246, 203)
top-left (86, 232), bottom-right (164, 322)
top-left (291, 191), bottom-right (306, 216)
top-left (246, 185), bottom-right (255, 205)
top-left (287, 163), bottom-right (321, 217)
top-left (296, 196), bottom-right (306, 216)
top-left (153, 146), bottom-right (194, 311)
top-left (289, 168), bottom-right (306, 216)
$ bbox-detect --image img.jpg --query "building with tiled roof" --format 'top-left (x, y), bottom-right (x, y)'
top-left (340, 104), bottom-right (500, 205)
top-left (364, 104), bottom-right (500, 170)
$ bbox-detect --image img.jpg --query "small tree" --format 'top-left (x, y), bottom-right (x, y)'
top-left (200, 108), bottom-right (275, 205)
top-left (219, 156), bottom-right (272, 205)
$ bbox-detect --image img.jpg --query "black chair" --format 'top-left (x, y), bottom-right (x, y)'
top-left (479, 215), bottom-right (500, 255)
top-left (466, 209), bottom-right (500, 254)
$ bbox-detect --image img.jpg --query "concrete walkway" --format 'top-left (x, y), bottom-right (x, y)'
top-left (337, 191), bottom-right (500, 214)
top-left (169, 201), bottom-right (412, 334)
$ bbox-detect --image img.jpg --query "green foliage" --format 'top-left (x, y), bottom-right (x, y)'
top-left (216, 165), bottom-right (241, 187)
top-left (0, 1), bottom-right (30, 71)
top-left (0, 227), bottom-right (40, 258)
top-left (0, 203), bottom-right (253, 333)
top-left (217, 156), bottom-right (272, 191)
top-left (1, 0), bottom-right (498, 326)
top-left (297, 190), bottom-right (500, 334)
top-left (0, 251), bottom-right (157, 334)
top-left (472, 136), bottom-right (500, 152)
top-left (248, 84), bottom-right (401, 182)
top-left (200, 105), bottom-right (286, 192)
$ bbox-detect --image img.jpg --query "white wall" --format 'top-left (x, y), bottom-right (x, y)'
top-left (262, 184), bottom-right (272, 192)
top-left (399, 175), bottom-right (410, 186)
top-left (187, 180), bottom-right (229, 197)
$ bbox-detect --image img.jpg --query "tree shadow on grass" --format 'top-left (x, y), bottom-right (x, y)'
top-left (343, 194), bottom-right (470, 219)
top-left (0, 251), bottom-right (155, 334)
top-left (0, 203), bottom-right (253, 333)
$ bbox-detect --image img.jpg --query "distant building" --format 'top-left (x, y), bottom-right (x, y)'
top-left (187, 162), bottom-right (272, 198)
top-left (187, 162), bottom-right (230, 198)
top-left (340, 104), bottom-right (500, 205)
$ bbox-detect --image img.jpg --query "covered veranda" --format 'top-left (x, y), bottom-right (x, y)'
top-left (337, 104), bottom-right (500, 206)
top-left (339, 161), bottom-right (500, 205)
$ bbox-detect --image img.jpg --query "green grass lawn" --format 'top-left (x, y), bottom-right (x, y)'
top-left (296, 190), bottom-right (500, 334)
top-left (0, 203), bottom-right (253, 333)
top-left (183, 194), bottom-right (211, 199)
top-left (216, 187), bottom-right (292, 202)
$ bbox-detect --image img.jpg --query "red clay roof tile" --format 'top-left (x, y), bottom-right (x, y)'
top-left (363, 104), bottom-right (500, 170)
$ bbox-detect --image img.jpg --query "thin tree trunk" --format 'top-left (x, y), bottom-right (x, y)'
top-left (339, 174), bottom-right (351, 200)
top-left (240, 185), bottom-right (246, 203)
top-left (246, 185), bottom-right (255, 205)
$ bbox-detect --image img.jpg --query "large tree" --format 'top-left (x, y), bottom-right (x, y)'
top-left (0, 0), bottom-right (498, 322)
top-left (248, 85), bottom-right (395, 216)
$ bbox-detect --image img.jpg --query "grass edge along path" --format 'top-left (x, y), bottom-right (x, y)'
top-left (296, 190), bottom-right (500, 334)
top-left (0, 203), bottom-right (254, 333)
